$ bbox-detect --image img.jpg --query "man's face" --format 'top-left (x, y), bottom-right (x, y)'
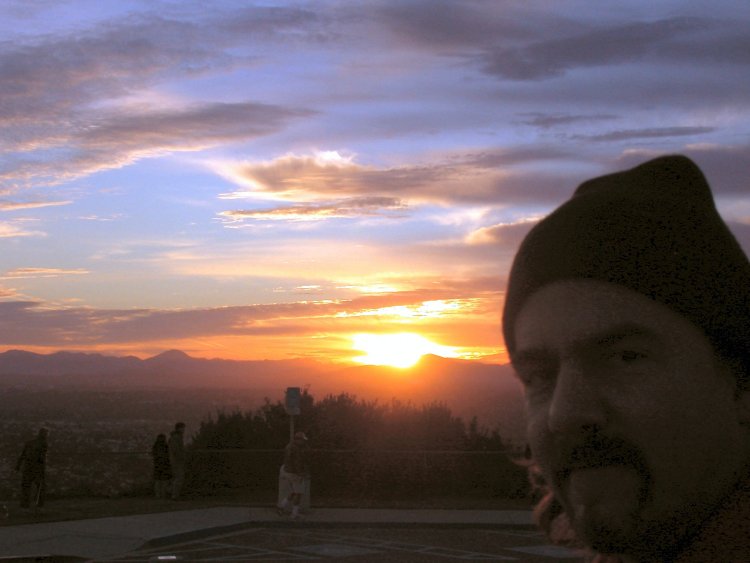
top-left (512, 280), bottom-right (750, 556)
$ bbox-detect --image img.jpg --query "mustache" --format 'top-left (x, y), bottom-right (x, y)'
top-left (555, 431), bottom-right (651, 484)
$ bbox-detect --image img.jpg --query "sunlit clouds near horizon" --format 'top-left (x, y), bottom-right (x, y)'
top-left (1, 1), bottom-right (749, 365)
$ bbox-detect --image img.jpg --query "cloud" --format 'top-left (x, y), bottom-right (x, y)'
top-left (0, 221), bottom-right (45, 238)
top-left (0, 286), bottom-right (20, 299)
top-left (465, 145), bottom-right (750, 246)
top-left (2, 1), bottom-right (747, 363)
top-left (217, 147), bottom-right (579, 212)
top-left (80, 102), bottom-right (310, 151)
top-left (217, 5), bottom-right (330, 39)
top-left (476, 144), bottom-right (750, 208)
top-left (478, 17), bottom-right (750, 80)
top-left (582, 126), bottom-right (715, 142)
top-left (0, 9), bottom-right (320, 192)
top-left (1, 268), bottom-right (89, 280)
top-left (0, 7), bottom-right (322, 127)
top-left (372, 0), bottom-right (542, 50)
top-left (220, 196), bottom-right (407, 222)
top-left (517, 112), bottom-right (618, 129)
top-left (219, 151), bottom-right (447, 202)
top-left (1, 17), bottom-right (213, 135)
top-left (460, 146), bottom-right (576, 168)
top-left (466, 219), bottom-right (539, 246)
top-left (78, 214), bottom-right (123, 222)
top-left (0, 280), bottom-right (499, 347)
top-left (0, 199), bottom-right (72, 211)
top-left (2, 101), bottom-right (312, 189)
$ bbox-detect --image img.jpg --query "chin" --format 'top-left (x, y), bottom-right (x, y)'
top-left (576, 508), bottom-right (688, 560)
top-left (580, 524), bottom-right (637, 556)
top-left (571, 504), bottom-right (643, 556)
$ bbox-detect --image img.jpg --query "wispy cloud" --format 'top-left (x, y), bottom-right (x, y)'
top-left (78, 214), bottom-right (124, 222)
top-left (0, 8), bottom-right (321, 193)
top-left (0, 199), bottom-right (72, 211)
top-left (1, 268), bottom-right (89, 280)
top-left (517, 113), bottom-right (619, 129)
top-left (220, 197), bottom-right (407, 223)
top-left (2, 101), bottom-right (312, 189)
top-left (582, 126), bottom-right (715, 142)
top-left (0, 221), bottom-right (45, 238)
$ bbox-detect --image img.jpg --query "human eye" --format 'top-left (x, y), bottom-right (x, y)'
top-left (596, 330), bottom-right (653, 367)
top-left (619, 349), bottom-right (646, 362)
top-left (603, 347), bottom-right (648, 366)
top-left (513, 354), bottom-right (558, 391)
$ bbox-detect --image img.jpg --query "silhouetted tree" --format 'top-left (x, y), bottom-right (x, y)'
top-left (187, 391), bottom-right (528, 499)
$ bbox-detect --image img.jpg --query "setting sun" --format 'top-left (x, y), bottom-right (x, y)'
top-left (351, 332), bottom-right (458, 369)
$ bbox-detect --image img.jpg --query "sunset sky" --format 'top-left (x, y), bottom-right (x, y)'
top-left (1, 1), bottom-right (749, 365)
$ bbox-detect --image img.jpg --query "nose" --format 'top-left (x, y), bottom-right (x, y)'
top-left (547, 361), bottom-right (607, 435)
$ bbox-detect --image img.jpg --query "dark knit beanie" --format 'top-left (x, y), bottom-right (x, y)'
top-left (502, 155), bottom-right (750, 385)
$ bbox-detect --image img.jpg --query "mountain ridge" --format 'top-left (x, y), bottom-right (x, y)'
top-left (0, 349), bottom-right (526, 441)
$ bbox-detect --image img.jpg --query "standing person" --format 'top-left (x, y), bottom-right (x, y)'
top-left (151, 433), bottom-right (172, 499)
top-left (277, 431), bottom-right (309, 520)
top-left (15, 427), bottom-right (48, 511)
top-left (168, 422), bottom-right (186, 500)
top-left (503, 155), bottom-right (750, 560)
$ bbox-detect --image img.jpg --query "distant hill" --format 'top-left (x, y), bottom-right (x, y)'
top-left (0, 349), bottom-right (142, 377)
top-left (0, 349), bottom-right (526, 442)
top-left (0, 348), bottom-right (328, 388)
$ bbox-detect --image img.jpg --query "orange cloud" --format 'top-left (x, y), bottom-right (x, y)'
top-left (0, 278), bottom-right (503, 362)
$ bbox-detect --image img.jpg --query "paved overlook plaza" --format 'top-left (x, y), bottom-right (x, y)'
top-left (0, 505), bottom-right (585, 562)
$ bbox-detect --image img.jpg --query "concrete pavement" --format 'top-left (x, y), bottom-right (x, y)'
top-left (0, 506), bottom-right (534, 561)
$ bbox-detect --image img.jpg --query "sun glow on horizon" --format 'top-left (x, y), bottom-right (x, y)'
top-left (351, 332), bottom-right (458, 369)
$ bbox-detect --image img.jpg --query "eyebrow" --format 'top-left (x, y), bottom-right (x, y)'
top-left (511, 322), bottom-right (662, 367)
top-left (592, 323), bottom-right (659, 347)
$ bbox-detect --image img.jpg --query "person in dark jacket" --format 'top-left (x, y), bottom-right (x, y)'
top-left (277, 431), bottom-right (309, 519)
top-left (15, 427), bottom-right (48, 510)
top-left (151, 433), bottom-right (172, 499)
top-left (168, 422), bottom-right (186, 500)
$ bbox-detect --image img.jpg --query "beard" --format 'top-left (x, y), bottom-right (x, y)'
top-left (548, 431), bottom-right (653, 555)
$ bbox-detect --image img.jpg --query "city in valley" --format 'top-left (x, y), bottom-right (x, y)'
top-left (0, 349), bottom-right (525, 502)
